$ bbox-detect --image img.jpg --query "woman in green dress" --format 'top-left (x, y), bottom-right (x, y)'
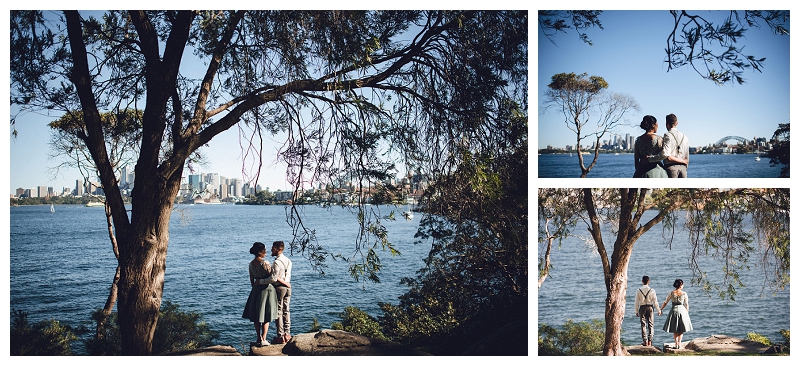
top-left (242, 242), bottom-right (279, 346)
top-left (633, 115), bottom-right (668, 178)
top-left (660, 278), bottom-right (693, 349)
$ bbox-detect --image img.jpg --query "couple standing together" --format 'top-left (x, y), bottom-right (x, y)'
top-left (635, 276), bottom-right (693, 349)
top-left (242, 241), bottom-right (293, 347)
top-left (634, 113), bottom-right (689, 178)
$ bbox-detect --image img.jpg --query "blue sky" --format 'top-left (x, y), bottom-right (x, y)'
top-left (538, 10), bottom-right (790, 150)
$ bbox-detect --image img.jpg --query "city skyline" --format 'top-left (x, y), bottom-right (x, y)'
top-left (541, 130), bottom-right (773, 152)
top-left (538, 10), bottom-right (789, 150)
top-left (8, 109), bottom-right (296, 196)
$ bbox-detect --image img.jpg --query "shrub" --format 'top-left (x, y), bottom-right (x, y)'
top-left (11, 310), bottom-right (78, 355)
top-left (331, 306), bottom-right (388, 340)
top-left (746, 332), bottom-right (772, 345)
top-left (779, 329), bottom-right (790, 352)
top-left (538, 319), bottom-right (605, 355)
top-left (83, 301), bottom-right (218, 355)
top-left (151, 301), bottom-right (219, 354)
top-left (309, 317), bottom-right (322, 332)
top-left (82, 309), bottom-right (121, 355)
top-left (378, 298), bottom-right (459, 345)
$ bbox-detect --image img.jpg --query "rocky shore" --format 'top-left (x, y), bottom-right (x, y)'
top-left (625, 334), bottom-right (786, 355)
top-left (166, 329), bottom-right (430, 356)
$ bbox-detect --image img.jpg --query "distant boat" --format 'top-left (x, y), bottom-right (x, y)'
top-left (50, 204), bottom-right (55, 213)
top-left (755, 148), bottom-right (761, 161)
top-left (403, 202), bottom-right (414, 220)
top-left (85, 201), bottom-right (104, 207)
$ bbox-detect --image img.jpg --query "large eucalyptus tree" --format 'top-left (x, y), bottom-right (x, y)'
top-left (11, 10), bottom-right (527, 354)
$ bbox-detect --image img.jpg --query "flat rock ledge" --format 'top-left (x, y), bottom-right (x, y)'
top-left (685, 334), bottom-right (771, 353)
top-left (165, 345), bottom-right (242, 356)
top-left (625, 344), bottom-right (663, 355)
top-left (278, 329), bottom-right (431, 356)
top-left (625, 334), bottom-right (775, 355)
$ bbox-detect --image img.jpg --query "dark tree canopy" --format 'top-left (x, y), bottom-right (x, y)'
top-left (538, 10), bottom-right (603, 46)
top-left (768, 123), bottom-right (790, 177)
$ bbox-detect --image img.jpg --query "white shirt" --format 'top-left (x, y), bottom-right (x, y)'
top-left (649, 127), bottom-right (689, 166)
top-left (271, 253), bottom-right (292, 284)
top-left (634, 285), bottom-right (659, 314)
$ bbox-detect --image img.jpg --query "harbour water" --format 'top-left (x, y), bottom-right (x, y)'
top-left (10, 204), bottom-right (431, 353)
top-left (537, 210), bottom-right (790, 345)
top-left (538, 153), bottom-right (783, 178)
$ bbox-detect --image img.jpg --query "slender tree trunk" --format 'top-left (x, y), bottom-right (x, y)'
top-left (96, 203), bottom-right (121, 346)
top-left (538, 236), bottom-right (553, 289)
top-left (96, 267), bottom-right (120, 344)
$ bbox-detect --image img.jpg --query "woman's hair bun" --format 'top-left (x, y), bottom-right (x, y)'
top-left (249, 242), bottom-right (266, 255)
top-left (640, 115), bottom-right (657, 130)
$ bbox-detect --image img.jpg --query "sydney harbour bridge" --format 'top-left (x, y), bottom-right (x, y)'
top-left (714, 136), bottom-right (752, 146)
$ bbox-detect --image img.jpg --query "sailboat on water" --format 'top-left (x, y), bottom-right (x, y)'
top-left (403, 194), bottom-right (415, 220)
top-left (404, 204), bottom-right (414, 220)
top-left (755, 146), bottom-right (761, 161)
top-left (50, 204), bottom-right (55, 213)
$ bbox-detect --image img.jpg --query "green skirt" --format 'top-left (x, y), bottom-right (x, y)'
top-left (634, 162), bottom-right (668, 178)
top-left (662, 303), bottom-right (693, 333)
top-left (242, 283), bottom-right (278, 323)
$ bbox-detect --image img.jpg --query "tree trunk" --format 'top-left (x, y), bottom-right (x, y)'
top-left (116, 170), bottom-right (183, 355)
top-left (602, 259), bottom-right (631, 355)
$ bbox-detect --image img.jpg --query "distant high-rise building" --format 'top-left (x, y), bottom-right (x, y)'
top-left (38, 186), bottom-right (50, 198)
top-left (76, 180), bottom-right (84, 196)
top-left (206, 173), bottom-right (220, 188)
top-left (188, 174), bottom-right (204, 192)
top-left (120, 165), bottom-right (135, 189)
top-left (233, 179), bottom-right (243, 197)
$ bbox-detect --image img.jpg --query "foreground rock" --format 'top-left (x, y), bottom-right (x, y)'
top-left (249, 342), bottom-right (289, 356)
top-left (625, 334), bottom-right (780, 355)
top-left (685, 334), bottom-right (770, 353)
top-left (662, 341), bottom-right (693, 354)
top-left (281, 329), bottom-right (431, 356)
top-left (625, 344), bottom-right (663, 355)
top-left (165, 345), bottom-right (241, 356)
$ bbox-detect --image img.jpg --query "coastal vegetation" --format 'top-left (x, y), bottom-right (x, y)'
top-left (538, 319), bottom-right (790, 356)
top-left (11, 301), bottom-right (216, 356)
